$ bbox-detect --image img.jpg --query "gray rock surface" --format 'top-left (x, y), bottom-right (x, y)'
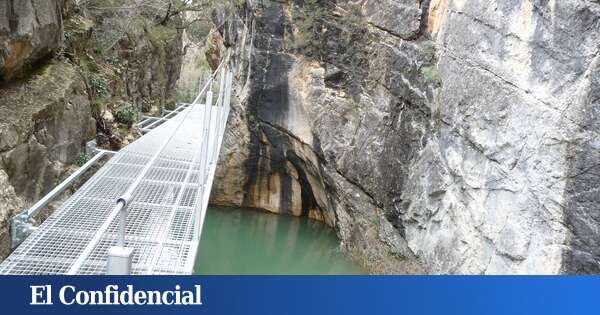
top-left (0, 0), bottom-right (64, 81)
top-left (363, 0), bottom-right (422, 39)
top-left (0, 61), bottom-right (94, 260)
top-left (0, 1), bottom-right (186, 262)
top-left (0, 61), bottom-right (95, 201)
top-left (212, 0), bottom-right (600, 274)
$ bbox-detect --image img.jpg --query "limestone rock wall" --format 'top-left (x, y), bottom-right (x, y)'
top-left (0, 0), bottom-right (93, 262)
top-left (62, 1), bottom-right (185, 150)
top-left (212, 0), bottom-right (600, 274)
top-left (0, 61), bottom-right (95, 260)
top-left (403, 0), bottom-right (600, 274)
top-left (0, 0), bottom-right (64, 81)
top-left (0, 62), bottom-right (95, 200)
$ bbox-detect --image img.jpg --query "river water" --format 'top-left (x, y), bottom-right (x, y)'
top-left (193, 206), bottom-right (363, 274)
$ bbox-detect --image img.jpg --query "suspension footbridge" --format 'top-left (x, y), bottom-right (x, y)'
top-left (0, 59), bottom-right (233, 275)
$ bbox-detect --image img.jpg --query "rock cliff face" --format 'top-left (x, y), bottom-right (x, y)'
top-left (64, 2), bottom-right (184, 149)
top-left (0, 0), bottom-right (92, 260)
top-left (212, 0), bottom-right (600, 274)
top-left (0, 0), bottom-right (64, 81)
top-left (0, 62), bottom-right (95, 201)
top-left (0, 61), bottom-right (95, 259)
top-left (0, 0), bottom-right (185, 260)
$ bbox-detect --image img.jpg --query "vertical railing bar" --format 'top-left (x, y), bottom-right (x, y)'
top-left (194, 71), bottom-right (233, 246)
top-left (211, 65), bottom-right (227, 165)
top-left (194, 89), bottom-right (212, 240)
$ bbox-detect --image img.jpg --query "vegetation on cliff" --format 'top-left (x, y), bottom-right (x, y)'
top-left (289, 0), bottom-right (372, 95)
top-left (60, 0), bottom-right (221, 150)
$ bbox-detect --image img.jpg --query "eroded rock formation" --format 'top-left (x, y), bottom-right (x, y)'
top-left (211, 0), bottom-right (600, 274)
top-left (0, 169), bottom-right (23, 259)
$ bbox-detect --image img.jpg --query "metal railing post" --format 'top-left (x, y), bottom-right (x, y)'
top-left (194, 88), bottom-right (213, 240)
top-left (212, 68), bottom-right (232, 164)
top-left (194, 67), bottom-right (234, 246)
top-left (106, 199), bottom-right (132, 275)
top-left (118, 205), bottom-right (126, 247)
top-left (210, 67), bottom-right (225, 166)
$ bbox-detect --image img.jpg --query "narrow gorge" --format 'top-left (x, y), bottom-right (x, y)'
top-left (0, 0), bottom-right (599, 274)
top-left (212, 0), bottom-right (600, 274)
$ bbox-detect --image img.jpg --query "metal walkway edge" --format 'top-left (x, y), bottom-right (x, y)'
top-left (0, 59), bottom-right (233, 275)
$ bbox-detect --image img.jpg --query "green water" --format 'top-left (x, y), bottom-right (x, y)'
top-left (193, 206), bottom-right (363, 274)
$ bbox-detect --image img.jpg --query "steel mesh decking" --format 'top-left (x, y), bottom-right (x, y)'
top-left (0, 100), bottom-right (230, 275)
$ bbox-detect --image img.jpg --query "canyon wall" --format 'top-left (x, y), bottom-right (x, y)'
top-left (212, 0), bottom-right (600, 274)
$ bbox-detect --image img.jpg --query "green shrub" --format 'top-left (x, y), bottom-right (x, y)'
top-left (83, 56), bottom-right (100, 73)
top-left (114, 103), bottom-right (137, 126)
top-left (64, 30), bottom-right (74, 42)
top-left (150, 25), bottom-right (178, 43)
top-left (187, 20), bottom-right (212, 43)
top-left (165, 101), bottom-right (177, 111)
top-left (75, 152), bottom-right (91, 166)
top-left (89, 74), bottom-right (109, 98)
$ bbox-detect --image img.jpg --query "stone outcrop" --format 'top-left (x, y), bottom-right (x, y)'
top-left (211, 0), bottom-right (600, 274)
top-left (363, 0), bottom-right (421, 39)
top-left (0, 61), bottom-right (95, 201)
top-left (0, 0), bottom-right (64, 81)
top-left (0, 0), bottom-right (95, 261)
top-left (402, 0), bottom-right (600, 274)
top-left (0, 61), bottom-right (95, 260)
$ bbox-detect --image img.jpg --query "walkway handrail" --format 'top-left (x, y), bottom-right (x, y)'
top-left (9, 149), bottom-right (116, 250)
top-left (191, 52), bottom-right (230, 106)
top-left (27, 151), bottom-right (112, 218)
top-left (195, 68), bottom-right (234, 241)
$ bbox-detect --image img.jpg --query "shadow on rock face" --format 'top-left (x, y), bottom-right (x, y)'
top-left (562, 63), bottom-right (600, 273)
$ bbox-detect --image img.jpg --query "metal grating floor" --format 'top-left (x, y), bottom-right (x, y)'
top-left (0, 97), bottom-right (231, 274)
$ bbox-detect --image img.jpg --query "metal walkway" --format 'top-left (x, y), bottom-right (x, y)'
top-left (0, 60), bottom-right (233, 275)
